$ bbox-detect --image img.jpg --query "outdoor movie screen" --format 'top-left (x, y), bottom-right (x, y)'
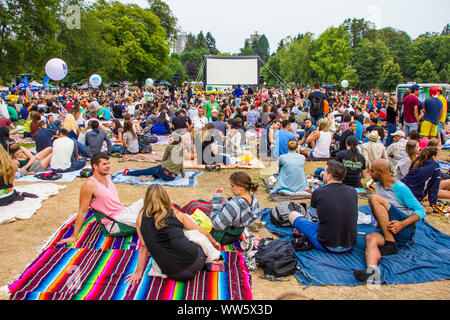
top-left (204, 56), bottom-right (259, 86)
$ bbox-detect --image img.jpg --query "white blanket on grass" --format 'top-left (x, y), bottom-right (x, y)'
top-left (148, 229), bottom-right (221, 279)
top-left (0, 183), bottom-right (66, 224)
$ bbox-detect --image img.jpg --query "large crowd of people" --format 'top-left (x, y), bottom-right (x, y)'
top-left (0, 80), bottom-right (449, 284)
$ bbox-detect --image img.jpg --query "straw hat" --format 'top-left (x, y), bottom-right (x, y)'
top-left (368, 130), bottom-right (380, 142)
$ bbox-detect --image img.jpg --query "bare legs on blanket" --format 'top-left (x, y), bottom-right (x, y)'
top-left (438, 179), bottom-right (450, 199)
top-left (35, 147), bottom-right (53, 171)
top-left (354, 194), bottom-right (395, 283)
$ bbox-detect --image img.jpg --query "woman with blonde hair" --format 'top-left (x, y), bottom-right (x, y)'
top-left (125, 184), bottom-right (221, 284)
top-left (0, 145), bottom-right (38, 206)
top-left (62, 113), bottom-right (80, 140)
top-left (300, 118), bottom-right (333, 159)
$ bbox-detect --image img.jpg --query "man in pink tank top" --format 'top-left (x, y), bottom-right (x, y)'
top-left (58, 152), bottom-right (143, 245)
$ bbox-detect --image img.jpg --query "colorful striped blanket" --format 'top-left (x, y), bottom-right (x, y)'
top-left (9, 209), bottom-right (252, 300)
top-left (9, 248), bottom-right (251, 300)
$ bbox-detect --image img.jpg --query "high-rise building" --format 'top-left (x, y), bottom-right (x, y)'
top-left (245, 31), bottom-right (260, 46)
top-left (172, 32), bottom-right (188, 54)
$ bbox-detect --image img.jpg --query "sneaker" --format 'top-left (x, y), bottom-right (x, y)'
top-left (122, 169), bottom-right (129, 176)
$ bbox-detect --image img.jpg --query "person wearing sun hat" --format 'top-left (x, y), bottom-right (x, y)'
top-left (387, 130), bottom-right (407, 172)
top-left (360, 130), bottom-right (388, 170)
top-left (420, 86), bottom-right (443, 139)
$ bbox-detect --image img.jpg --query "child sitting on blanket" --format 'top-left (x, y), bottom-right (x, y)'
top-left (122, 132), bottom-right (185, 182)
top-left (0, 145), bottom-right (37, 206)
top-left (209, 172), bottom-right (261, 245)
top-left (125, 184), bottom-right (221, 284)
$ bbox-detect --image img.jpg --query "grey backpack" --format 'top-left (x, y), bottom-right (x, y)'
top-left (271, 202), bottom-right (307, 228)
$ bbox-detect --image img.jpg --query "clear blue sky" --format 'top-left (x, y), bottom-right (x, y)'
top-left (121, 0), bottom-right (449, 53)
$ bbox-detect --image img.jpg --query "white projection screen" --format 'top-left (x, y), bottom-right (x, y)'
top-left (204, 56), bottom-right (259, 86)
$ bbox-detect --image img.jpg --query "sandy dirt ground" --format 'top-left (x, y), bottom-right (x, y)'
top-left (0, 144), bottom-right (449, 300)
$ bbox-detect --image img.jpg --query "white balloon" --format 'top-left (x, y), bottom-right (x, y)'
top-left (89, 74), bottom-right (102, 88)
top-left (341, 80), bottom-right (349, 88)
top-left (45, 58), bottom-right (68, 81)
top-left (145, 78), bottom-right (154, 87)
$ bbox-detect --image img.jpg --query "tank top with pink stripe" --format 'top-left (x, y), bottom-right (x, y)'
top-left (89, 175), bottom-right (125, 221)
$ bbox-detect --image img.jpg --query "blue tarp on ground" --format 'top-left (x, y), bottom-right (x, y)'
top-left (261, 205), bottom-right (450, 286)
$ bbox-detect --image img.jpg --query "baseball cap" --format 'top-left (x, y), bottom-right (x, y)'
top-left (410, 84), bottom-right (420, 91)
top-left (429, 86), bottom-right (439, 96)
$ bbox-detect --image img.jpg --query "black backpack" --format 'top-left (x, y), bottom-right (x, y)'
top-left (309, 94), bottom-right (324, 118)
top-left (79, 168), bottom-right (93, 178)
top-left (255, 238), bottom-right (298, 278)
top-left (138, 133), bottom-right (157, 152)
top-left (271, 202), bottom-right (308, 228)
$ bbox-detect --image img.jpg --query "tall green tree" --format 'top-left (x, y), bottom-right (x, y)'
top-left (375, 27), bottom-right (412, 79)
top-left (353, 38), bottom-right (390, 90)
top-left (195, 31), bottom-right (207, 50)
top-left (89, 0), bottom-right (170, 86)
top-left (310, 26), bottom-right (351, 84)
top-left (261, 53), bottom-right (282, 85)
top-left (205, 32), bottom-right (219, 55)
top-left (147, 0), bottom-right (178, 40)
top-left (158, 53), bottom-right (187, 83)
top-left (0, 0), bottom-right (65, 82)
top-left (407, 35), bottom-right (450, 79)
top-left (378, 60), bottom-right (403, 92)
top-left (239, 40), bottom-right (257, 56)
top-left (439, 64), bottom-right (450, 83)
top-left (340, 66), bottom-right (359, 89)
top-left (183, 33), bottom-right (197, 52)
top-left (253, 34), bottom-right (270, 62)
top-left (415, 59), bottom-right (441, 83)
top-left (278, 33), bottom-right (315, 86)
top-left (342, 18), bottom-right (373, 48)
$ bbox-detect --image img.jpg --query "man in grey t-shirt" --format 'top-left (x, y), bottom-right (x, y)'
top-left (85, 120), bottom-right (112, 157)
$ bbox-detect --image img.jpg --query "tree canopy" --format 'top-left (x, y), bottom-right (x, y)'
top-left (0, 0), bottom-right (448, 89)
